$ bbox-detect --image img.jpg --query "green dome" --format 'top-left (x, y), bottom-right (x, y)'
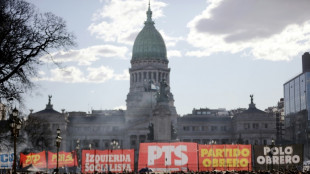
top-left (132, 4), bottom-right (167, 62)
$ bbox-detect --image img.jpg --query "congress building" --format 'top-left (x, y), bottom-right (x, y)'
top-left (26, 3), bottom-right (280, 168)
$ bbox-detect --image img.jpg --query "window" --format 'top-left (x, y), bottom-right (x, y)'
top-left (104, 141), bottom-right (109, 149)
top-left (153, 72), bottom-right (156, 81)
top-left (94, 140), bottom-right (99, 148)
top-left (197, 111), bottom-right (201, 115)
top-left (193, 139), bottom-right (200, 143)
top-left (139, 72), bottom-right (141, 82)
top-left (130, 140), bottom-right (136, 146)
top-left (143, 72), bottom-right (146, 79)
top-left (139, 135), bottom-right (146, 143)
top-left (254, 140), bottom-right (258, 145)
top-left (222, 139), bottom-right (228, 144)
top-left (244, 123), bottom-right (250, 130)
top-left (183, 126), bottom-right (190, 131)
top-left (211, 126), bottom-right (217, 131)
top-left (201, 126), bottom-right (208, 131)
top-left (253, 123), bottom-right (259, 129)
top-left (202, 139), bottom-right (209, 144)
top-left (263, 140), bottom-right (267, 145)
top-left (130, 135), bottom-right (137, 146)
top-left (220, 126), bottom-right (227, 131)
top-left (149, 72), bottom-right (152, 79)
top-left (264, 124), bottom-right (268, 128)
top-left (192, 126), bottom-right (199, 131)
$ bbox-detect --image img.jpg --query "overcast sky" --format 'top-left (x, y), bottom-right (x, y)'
top-left (23, 0), bottom-right (310, 115)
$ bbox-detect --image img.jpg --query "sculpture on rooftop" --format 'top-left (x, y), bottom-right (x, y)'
top-left (157, 79), bottom-right (169, 102)
top-left (48, 95), bottom-right (52, 105)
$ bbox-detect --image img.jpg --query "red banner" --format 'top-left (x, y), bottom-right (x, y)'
top-left (47, 151), bottom-right (77, 169)
top-left (82, 149), bottom-right (134, 173)
top-left (138, 142), bottom-right (198, 172)
top-left (198, 144), bottom-right (252, 171)
top-left (20, 151), bottom-right (47, 169)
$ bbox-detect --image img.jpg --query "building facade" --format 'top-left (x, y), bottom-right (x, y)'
top-left (177, 96), bottom-right (276, 146)
top-left (283, 52), bottom-right (310, 160)
top-left (25, 3), bottom-right (282, 169)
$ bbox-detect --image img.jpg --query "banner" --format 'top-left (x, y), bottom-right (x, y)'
top-left (138, 142), bottom-right (198, 172)
top-left (47, 151), bottom-right (77, 169)
top-left (198, 144), bottom-right (252, 171)
top-left (253, 144), bottom-right (303, 171)
top-left (20, 151), bottom-right (47, 169)
top-left (82, 149), bottom-right (134, 173)
top-left (0, 152), bottom-right (13, 169)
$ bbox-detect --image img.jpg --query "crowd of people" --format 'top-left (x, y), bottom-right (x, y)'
top-left (168, 169), bottom-right (310, 174)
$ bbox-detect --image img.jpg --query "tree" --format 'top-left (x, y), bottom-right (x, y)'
top-left (0, 0), bottom-right (75, 103)
top-left (23, 116), bottom-right (53, 152)
top-left (0, 120), bottom-right (11, 151)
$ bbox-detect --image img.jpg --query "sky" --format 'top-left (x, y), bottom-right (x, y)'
top-left (22, 0), bottom-right (310, 116)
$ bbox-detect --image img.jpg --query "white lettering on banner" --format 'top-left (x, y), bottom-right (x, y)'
top-left (257, 155), bottom-right (300, 165)
top-left (257, 145), bottom-right (300, 165)
top-left (85, 163), bottom-right (132, 172)
top-left (175, 145), bottom-right (188, 166)
top-left (263, 146), bottom-right (293, 155)
top-left (85, 154), bottom-right (131, 163)
top-left (147, 145), bottom-right (188, 166)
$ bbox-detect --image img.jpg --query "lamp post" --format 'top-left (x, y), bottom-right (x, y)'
top-left (75, 139), bottom-right (80, 172)
top-left (55, 128), bottom-right (62, 174)
top-left (9, 107), bottom-right (22, 174)
top-left (269, 138), bottom-right (275, 172)
top-left (110, 140), bottom-right (120, 150)
top-left (109, 140), bottom-right (120, 172)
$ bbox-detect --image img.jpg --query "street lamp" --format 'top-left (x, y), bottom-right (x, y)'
top-left (269, 138), bottom-right (275, 172)
top-left (109, 140), bottom-right (120, 172)
top-left (110, 140), bottom-right (120, 150)
top-left (55, 128), bottom-right (62, 174)
top-left (75, 140), bottom-right (80, 172)
top-left (9, 107), bottom-right (22, 174)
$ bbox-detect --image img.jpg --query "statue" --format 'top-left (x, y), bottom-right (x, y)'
top-left (48, 95), bottom-right (52, 105)
top-left (158, 79), bottom-right (169, 102)
top-left (250, 95), bottom-right (253, 104)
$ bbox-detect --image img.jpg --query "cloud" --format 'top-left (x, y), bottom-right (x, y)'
top-left (87, 66), bottom-right (115, 83)
top-left (41, 45), bottom-right (128, 65)
top-left (114, 70), bottom-right (130, 80)
top-left (88, 0), bottom-right (167, 45)
top-left (168, 50), bottom-right (182, 58)
top-left (187, 0), bottom-right (310, 61)
top-left (35, 66), bottom-right (129, 83)
top-left (159, 30), bottom-right (184, 47)
top-left (47, 66), bottom-right (86, 83)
